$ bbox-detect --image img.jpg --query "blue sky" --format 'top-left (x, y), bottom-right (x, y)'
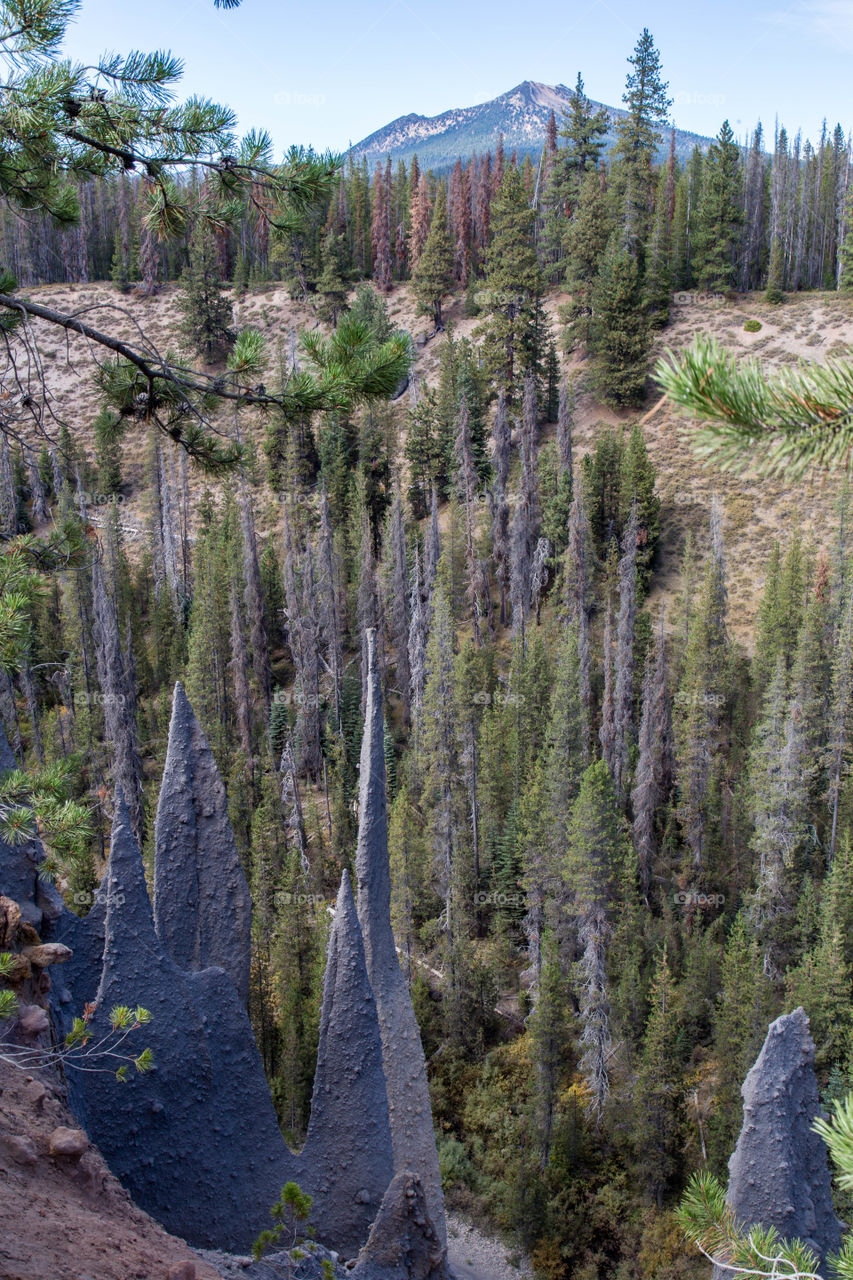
top-left (60, 0), bottom-right (851, 155)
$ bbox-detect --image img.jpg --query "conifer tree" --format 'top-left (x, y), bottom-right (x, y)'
top-left (644, 161), bottom-right (673, 325)
top-left (407, 547), bottom-right (428, 734)
top-left (589, 233), bottom-right (652, 407)
top-left (631, 619), bottom-right (673, 899)
top-left (409, 173), bottom-right (432, 269)
top-left (558, 73), bottom-right (610, 206)
top-left (529, 621), bottom-right (587, 935)
top-left (479, 166), bottom-right (544, 395)
top-left (93, 407), bottom-right (124, 498)
top-left (412, 184), bottom-right (454, 328)
top-left (619, 423), bottom-right (661, 591)
top-left (826, 589), bottom-right (853, 863)
top-left (692, 121), bottom-right (744, 293)
top-left (565, 483), bottom-right (594, 757)
top-left (239, 483), bottom-right (271, 719)
top-left (561, 166), bottom-right (611, 348)
top-left (228, 576), bottom-right (253, 765)
top-left (613, 28), bottom-right (672, 253)
top-left (509, 378), bottom-right (542, 646)
top-left (748, 655), bottom-right (809, 972)
top-left (454, 401), bottom-right (488, 645)
top-left (489, 393), bottom-right (512, 626)
top-left (709, 910), bottom-right (771, 1170)
top-left (565, 759), bottom-right (629, 1120)
top-left (424, 484), bottom-right (441, 606)
top-left (91, 553), bottom-right (144, 841)
top-left (840, 182), bottom-right (853, 293)
top-left (527, 928), bottom-right (570, 1168)
top-left (371, 160), bottom-right (392, 292)
top-left (634, 948), bottom-right (683, 1205)
top-left (421, 570), bottom-right (469, 987)
top-left (612, 502), bottom-right (639, 802)
top-left (316, 229), bottom-right (349, 326)
top-left (675, 497), bottom-right (729, 872)
top-left (177, 220), bottom-right (235, 360)
top-left (599, 598), bottom-right (616, 774)
top-left (386, 487), bottom-right (412, 717)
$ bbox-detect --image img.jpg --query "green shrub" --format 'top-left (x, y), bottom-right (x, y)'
top-left (437, 1133), bottom-right (478, 1191)
top-left (743, 318), bottom-right (762, 332)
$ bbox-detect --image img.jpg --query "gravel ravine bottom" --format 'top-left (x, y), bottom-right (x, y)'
top-left (446, 1212), bottom-right (533, 1280)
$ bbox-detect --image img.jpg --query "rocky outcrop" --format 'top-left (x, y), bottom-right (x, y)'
top-left (80, 791), bottom-right (297, 1250)
top-left (51, 774), bottom-right (399, 1256)
top-left (0, 1055), bottom-right (224, 1280)
top-left (351, 1172), bottom-right (449, 1280)
top-left (0, 893), bottom-right (69, 1061)
top-left (299, 869), bottom-right (394, 1255)
top-left (4, 668), bottom-right (448, 1266)
top-left (355, 628), bottom-right (446, 1246)
top-left (153, 682), bottom-right (252, 1004)
top-left (721, 1007), bottom-right (842, 1275)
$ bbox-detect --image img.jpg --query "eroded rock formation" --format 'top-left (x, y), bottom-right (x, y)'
top-left (299, 869), bottom-right (394, 1253)
top-left (154, 681), bottom-right (253, 1005)
top-left (4, 671), bottom-right (448, 1268)
top-left (722, 1007), bottom-right (842, 1275)
top-left (351, 1172), bottom-right (449, 1280)
top-left (355, 628), bottom-right (447, 1247)
top-left (81, 791), bottom-right (294, 1250)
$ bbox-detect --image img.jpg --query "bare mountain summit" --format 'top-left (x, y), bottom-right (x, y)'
top-left (351, 79), bottom-right (713, 173)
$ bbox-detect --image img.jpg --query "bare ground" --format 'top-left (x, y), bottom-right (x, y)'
top-left (0, 1057), bottom-right (222, 1280)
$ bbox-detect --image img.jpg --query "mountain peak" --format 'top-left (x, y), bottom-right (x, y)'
top-left (351, 80), bottom-right (710, 174)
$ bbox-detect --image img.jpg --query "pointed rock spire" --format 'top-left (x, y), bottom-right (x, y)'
top-left (720, 1007), bottom-right (841, 1278)
top-left (100, 788), bottom-right (163, 979)
top-left (86, 788), bottom-right (298, 1253)
top-left (300, 870), bottom-right (394, 1257)
top-left (351, 1172), bottom-right (450, 1280)
top-left (154, 682), bottom-right (252, 1003)
top-left (357, 630), bottom-right (393, 981)
top-left (355, 628), bottom-right (446, 1246)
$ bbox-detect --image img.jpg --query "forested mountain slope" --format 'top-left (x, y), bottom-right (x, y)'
top-left (21, 276), bottom-right (852, 641)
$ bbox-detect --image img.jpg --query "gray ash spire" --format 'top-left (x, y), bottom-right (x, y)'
top-left (153, 681), bottom-right (252, 1003)
top-left (355, 627), bottom-right (447, 1246)
top-left (718, 1007), bottom-right (842, 1279)
top-left (299, 869), bottom-right (394, 1256)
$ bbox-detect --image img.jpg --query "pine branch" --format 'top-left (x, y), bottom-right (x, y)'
top-left (656, 337), bottom-right (853, 479)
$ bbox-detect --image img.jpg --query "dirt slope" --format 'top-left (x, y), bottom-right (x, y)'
top-left (0, 1057), bottom-right (222, 1280)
